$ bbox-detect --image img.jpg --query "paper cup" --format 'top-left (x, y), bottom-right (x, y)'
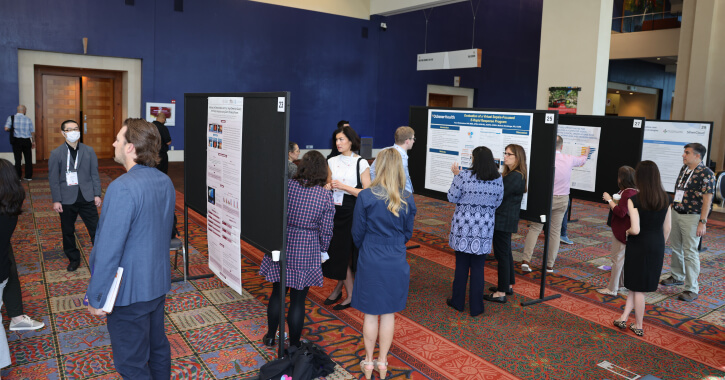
top-left (612, 194), bottom-right (621, 204)
top-left (272, 250), bottom-right (280, 262)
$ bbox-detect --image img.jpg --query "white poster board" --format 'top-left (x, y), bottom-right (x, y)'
top-left (145, 102), bottom-right (176, 126)
top-left (642, 120), bottom-right (711, 192)
top-left (557, 124), bottom-right (601, 192)
top-left (424, 109), bottom-right (533, 209)
top-left (206, 97), bottom-right (244, 295)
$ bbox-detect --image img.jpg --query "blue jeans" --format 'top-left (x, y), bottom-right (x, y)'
top-left (561, 208), bottom-right (569, 237)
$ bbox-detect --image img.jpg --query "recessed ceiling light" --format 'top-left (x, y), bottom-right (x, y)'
top-left (616, 91), bottom-right (619, 94)
top-left (629, 92), bottom-right (634, 95)
top-left (657, 57), bottom-right (661, 60)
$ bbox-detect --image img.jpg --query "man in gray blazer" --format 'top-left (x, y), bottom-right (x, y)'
top-left (48, 120), bottom-right (102, 272)
top-left (86, 118), bottom-right (174, 379)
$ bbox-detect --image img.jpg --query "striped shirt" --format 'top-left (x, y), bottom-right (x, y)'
top-left (5, 113), bottom-right (34, 138)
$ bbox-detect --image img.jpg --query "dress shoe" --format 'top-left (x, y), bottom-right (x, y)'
top-left (613, 320), bottom-right (627, 329)
top-left (678, 291), bottom-right (698, 302)
top-left (483, 293), bottom-right (507, 303)
top-left (488, 286), bottom-right (513, 295)
top-left (629, 323), bottom-right (644, 336)
top-left (332, 302), bottom-right (351, 311)
top-left (323, 293), bottom-right (342, 305)
top-left (445, 298), bottom-right (463, 312)
top-left (67, 261), bottom-right (80, 272)
top-left (262, 333), bottom-right (275, 347)
top-left (660, 276), bottom-right (684, 286)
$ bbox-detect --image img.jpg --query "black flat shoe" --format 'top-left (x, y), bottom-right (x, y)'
top-left (67, 261), bottom-right (80, 272)
top-left (446, 298), bottom-right (464, 312)
top-left (332, 302), bottom-right (351, 311)
top-left (323, 293), bottom-right (342, 305)
top-left (488, 286), bottom-right (513, 295)
top-left (262, 333), bottom-right (275, 347)
top-left (483, 293), bottom-right (507, 303)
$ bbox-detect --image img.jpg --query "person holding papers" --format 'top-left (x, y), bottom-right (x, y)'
top-left (322, 126), bottom-right (371, 310)
top-left (446, 146), bottom-right (503, 317)
top-left (259, 151), bottom-right (335, 348)
top-left (86, 118), bottom-right (175, 379)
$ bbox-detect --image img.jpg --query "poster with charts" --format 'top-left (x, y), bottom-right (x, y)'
top-left (206, 97), bottom-right (244, 295)
top-left (424, 109), bottom-right (533, 210)
top-left (557, 124), bottom-right (600, 192)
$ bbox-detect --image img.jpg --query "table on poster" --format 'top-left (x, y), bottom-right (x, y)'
top-left (557, 124), bottom-right (601, 192)
top-left (206, 97), bottom-right (244, 295)
top-left (642, 120), bottom-right (711, 192)
top-left (424, 109), bottom-right (533, 209)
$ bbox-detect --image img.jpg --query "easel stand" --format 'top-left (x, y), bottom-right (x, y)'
top-left (171, 205), bottom-right (215, 283)
top-left (521, 222), bottom-right (562, 306)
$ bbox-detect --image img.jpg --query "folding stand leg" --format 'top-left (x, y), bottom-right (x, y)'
top-left (521, 222), bottom-right (562, 307)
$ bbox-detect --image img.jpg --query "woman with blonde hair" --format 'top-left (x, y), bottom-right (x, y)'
top-left (351, 148), bottom-right (416, 380)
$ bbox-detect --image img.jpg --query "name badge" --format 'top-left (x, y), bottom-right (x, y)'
top-left (66, 172), bottom-right (79, 186)
top-left (333, 190), bottom-right (344, 206)
top-left (674, 189), bottom-right (684, 203)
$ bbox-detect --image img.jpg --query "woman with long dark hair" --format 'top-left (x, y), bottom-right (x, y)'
top-left (258, 151), bottom-right (335, 347)
top-left (351, 148), bottom-right (416, 380)
top-left (613, 161), bottom-right (671, 336)
top-left (446, 146), bottom-right (503, 316)
top-left (598, 166), bottom-right (637, 296)
top-left (485, 144), bottom-right (527, 303)
top-left (0, 158), bottom-right (26, 371)
top-left (322, 126), bottom-right (371, 310)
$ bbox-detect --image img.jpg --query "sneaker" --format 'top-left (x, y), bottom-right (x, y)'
top-left (521, 262), bottom-right (532, 273)
top-left (660, 276), bottom-right (684, 286)
top-left (9, 315), bottom-right (45, 331)
top-left (678, 291), bottom-right (699, 302)
top-left (560, 236), bottom-right (574, 245)
top-left (546, 267), bottom-right (554, 273)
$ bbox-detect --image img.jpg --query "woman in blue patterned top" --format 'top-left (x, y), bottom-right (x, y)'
top-left (446, 146), bottom-right (503, 317)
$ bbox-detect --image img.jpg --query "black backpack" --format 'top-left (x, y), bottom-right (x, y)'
top-left (8, 115), bottom-right (15, 145)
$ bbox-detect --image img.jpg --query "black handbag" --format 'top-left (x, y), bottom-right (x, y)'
top-left (257, 342), bottom-right (335, 380)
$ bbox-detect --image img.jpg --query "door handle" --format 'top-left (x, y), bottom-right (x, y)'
top-left (84, 123), bottom-right (87, 134)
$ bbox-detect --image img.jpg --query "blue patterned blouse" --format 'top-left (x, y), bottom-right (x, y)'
top-left (447, 170), bottom-right (503, 255)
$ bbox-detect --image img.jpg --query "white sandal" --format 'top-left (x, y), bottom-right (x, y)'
top-left (596, 288), bottom-right (617, 296)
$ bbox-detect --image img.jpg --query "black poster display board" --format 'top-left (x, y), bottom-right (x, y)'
top-left (559, 115), bottom-right (646, 203)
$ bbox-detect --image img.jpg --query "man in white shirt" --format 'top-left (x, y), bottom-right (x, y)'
top-left (369, 126), bottom-right (415, 194)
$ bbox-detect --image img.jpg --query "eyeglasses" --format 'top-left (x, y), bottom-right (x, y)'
top-left (503, 152), bottom-right (515, 156)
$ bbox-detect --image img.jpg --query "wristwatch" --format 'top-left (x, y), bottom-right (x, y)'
top-left (699, 219), bottom-right (707, 224)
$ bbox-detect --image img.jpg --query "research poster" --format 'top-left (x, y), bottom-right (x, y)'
top-left (206, 97), bottom-right (244, 295)
top-left (425, 109), bottom-right (533, 209)
top-left (557, 124), bottom-right (601, 192)
top-left (642, 121), bottom-right (711, 192)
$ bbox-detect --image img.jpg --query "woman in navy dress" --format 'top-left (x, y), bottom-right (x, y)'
top-left (446, 146), bottom-right (503, 317)
top-left (259, 151), bottom-right (335, 347)
top-left (351, 148), bottom-right (416, 380)
top-left (613, 161), bottom-right (671, 337)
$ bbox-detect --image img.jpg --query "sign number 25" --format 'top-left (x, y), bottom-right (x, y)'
top-left (545, 113), bottom-right (555, 124)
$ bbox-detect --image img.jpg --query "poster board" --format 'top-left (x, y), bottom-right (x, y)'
top-left (642, 120), bottom-right (713, 192)
top-left (559, 115), bottom-right (645, 204)
top-left (145, 102), bottom-right (176, 126)
top-left (185, 92), bottom-right (290, 256)
top-left (409, 106), bottom-right (558, 224)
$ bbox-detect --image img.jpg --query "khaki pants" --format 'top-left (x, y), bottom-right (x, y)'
top-left (605, 235), bottom-right (626, 293)
top-left (521, 195), bottom-right (568, 268)
top-left (669, 211), bottom-right (701, 293)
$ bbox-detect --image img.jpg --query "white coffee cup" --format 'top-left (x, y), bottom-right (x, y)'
top-left (612, 193), bottom-right (621, 204)
top-left (271, 250), bottom-right (280, 262)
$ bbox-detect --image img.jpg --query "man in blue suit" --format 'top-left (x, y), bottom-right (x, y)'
top-left (86, 118), bottom-right (175, 379)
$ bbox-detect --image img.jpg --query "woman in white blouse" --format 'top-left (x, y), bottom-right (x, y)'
top-left (322, 126), bottom-right (371, 310)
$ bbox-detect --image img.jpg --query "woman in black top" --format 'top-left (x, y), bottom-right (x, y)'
top-left (485, 144), bottom-right (527, 303)
top-left (0, 158), bottom-right (26, 370)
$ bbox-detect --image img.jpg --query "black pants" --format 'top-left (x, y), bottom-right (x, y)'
top-left (267, 282), bottom-right (309, 347)
top-left (2, 245), bottom-right (24, 318)
top-left (157, 151), bottom-right (169, 174)
top-left (60, 198), bottom-right (99, 263)
top-left (450, 251), bottom-right (485, 316)
top-left (493, 229), bottom-right (515, 292)
top-left (106, 295), bottom-right (170, 380)
top-left (12, 138), bottom-right (32, 180)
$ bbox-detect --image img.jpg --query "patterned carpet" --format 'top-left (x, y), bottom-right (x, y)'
top-left (1, 168), bottom-right (724, 379)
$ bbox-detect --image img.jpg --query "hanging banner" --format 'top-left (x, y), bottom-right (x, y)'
top-left (548, 87), bottom-right (580, 115)
top-left (417, 49), bottom-right (482, 71)
top-left (206, 97), bottom-right (244, 295)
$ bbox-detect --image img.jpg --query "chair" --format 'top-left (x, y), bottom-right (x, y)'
top-left (171, 237), bottom-right (187, 281)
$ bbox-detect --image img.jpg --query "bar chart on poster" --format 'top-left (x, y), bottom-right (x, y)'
top-left (642, 120), bottom-right (712, 192)
top-left (423, 109), bottom-right (533, 209)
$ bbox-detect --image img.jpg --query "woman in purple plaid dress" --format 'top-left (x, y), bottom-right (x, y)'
top-left (259, 151), bottom-right (335, 347)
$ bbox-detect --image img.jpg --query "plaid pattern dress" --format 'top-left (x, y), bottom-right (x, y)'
top-left (259, 180), bottom-right (335, 289)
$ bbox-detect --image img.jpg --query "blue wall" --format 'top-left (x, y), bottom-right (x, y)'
top-left (608, 59), bottom-right (676, 120)
top-left (0, 0), bottom-right (544, 153)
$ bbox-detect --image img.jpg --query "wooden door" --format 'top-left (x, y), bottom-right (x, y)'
top-left (42, 75), bottom-right (81, 158)
top-left (429, 93), bottom-right (453, 107)
top-left (81, 77), bottom-right (115, 159)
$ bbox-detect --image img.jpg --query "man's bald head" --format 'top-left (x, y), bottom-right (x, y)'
top-left (17, 105), bottom-right (26, 114)
top-left (156, 113), bottom-right (167, 123)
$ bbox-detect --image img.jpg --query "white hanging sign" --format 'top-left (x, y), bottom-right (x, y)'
top-left (417, 49), bottom-right (481, 71)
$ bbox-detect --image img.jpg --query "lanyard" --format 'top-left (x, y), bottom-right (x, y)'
top-left (677, 165), bottom-right (696, 189)
top-left (66, 148), bottom-right (80, 173)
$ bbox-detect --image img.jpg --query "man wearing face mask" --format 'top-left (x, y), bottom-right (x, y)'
top-left (48, 120), bottom-right (102, 272)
